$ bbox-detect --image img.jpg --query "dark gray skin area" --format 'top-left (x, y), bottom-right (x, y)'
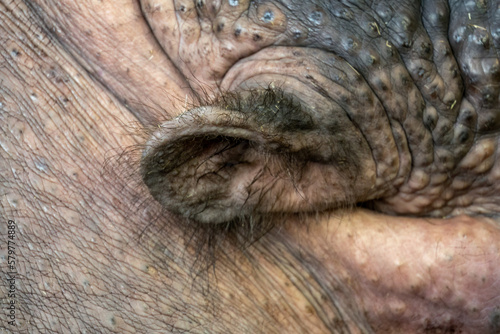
top-left (140, 0), bottom-right (500, 222)
top-left (1, 0), bottom-right (500, 333)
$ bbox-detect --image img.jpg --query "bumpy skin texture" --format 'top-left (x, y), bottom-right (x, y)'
top-left (1, 0), bottom-right (500, 333)
top-left (138, 0), bottom-right (500, 221)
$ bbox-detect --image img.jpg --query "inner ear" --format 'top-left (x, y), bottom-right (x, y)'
top-left (141, 125), bottom-right (283, 223)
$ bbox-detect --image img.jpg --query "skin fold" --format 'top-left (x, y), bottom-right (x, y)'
top-left (0, 0), bottom-right (499, 333)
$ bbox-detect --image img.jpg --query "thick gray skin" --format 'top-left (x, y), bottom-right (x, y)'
top-left (1, 0), bottom-right (500, 333)
top-left (138, 0), bottom-right (500, 222)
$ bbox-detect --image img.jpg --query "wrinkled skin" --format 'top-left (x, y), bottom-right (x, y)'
top-left (1, 0), bottom-right (500, 333)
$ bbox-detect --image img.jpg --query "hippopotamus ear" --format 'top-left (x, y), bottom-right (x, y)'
top-left (140, 85), bottom-right (380, 224)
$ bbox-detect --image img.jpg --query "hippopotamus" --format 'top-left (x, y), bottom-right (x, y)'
top-left (1, 0), bottom-right (499, 332)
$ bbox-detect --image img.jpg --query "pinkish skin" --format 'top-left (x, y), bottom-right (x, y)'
top-left (1, 0), bottom-right (499, 333)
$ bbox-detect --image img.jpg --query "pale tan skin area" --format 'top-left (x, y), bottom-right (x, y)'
top-left (1, 0), bottom-right (500, 333)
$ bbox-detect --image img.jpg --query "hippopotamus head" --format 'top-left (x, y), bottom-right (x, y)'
top-left (1, 0), bottom-right (500, 332)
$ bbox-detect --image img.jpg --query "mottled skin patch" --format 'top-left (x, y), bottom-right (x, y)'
top-left (141, 0), bottom-right (500, 220)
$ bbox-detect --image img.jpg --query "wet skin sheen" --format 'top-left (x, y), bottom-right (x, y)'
top-left (1, 0), bottom-right (500, 333)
